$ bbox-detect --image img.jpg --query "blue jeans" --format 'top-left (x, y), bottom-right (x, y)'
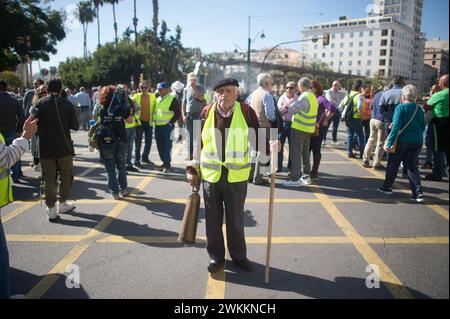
top-left (1, 131), bottom-right (22, 178)
top-left (325, 110), bottom-right (341, 142)
top-left (125, 127), bottom-right (136, 167)
top-left (134, 121), bottom-right (153, 164)
top-left (0, 217), bottom-right (10, 299)
top-left (383, 143), bottom-right (423, 197)
top-left (278, 122), bottom-right (291, 171)
top-left (99, 141), bottom-right (128, 195)
top-left (155, 123), bottom-right (174, 167)
top-left (346, 119), bottom-right (365, 157)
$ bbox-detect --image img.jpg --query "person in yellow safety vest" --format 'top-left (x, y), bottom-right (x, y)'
top-left (131, 80), bottom-right (156, 167)
top-left (204, 91), bottom-right (212, 105)
top-left (339, 80), bottom-right (366, 159)
top-left (282, 77), bottom-right (318, 188)
top-left (121, 84), bottom-right (141, 172)
top-left (185, 78), bottom-right (280, 274)
top-left (0, 114), bottom-right (38, 299)
top-left (153, 82), bottom-right (181, 173)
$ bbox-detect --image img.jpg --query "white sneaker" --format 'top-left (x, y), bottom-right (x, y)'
top-left (33, 164), bottom-right (41, 172)
top-left (120, 189), bottom-right (130, 197)
top-left (58, 201), bottom-right (75, 214)
top-left (301, 175), bottom-right (312, 185)
top-left (331, 141), bottom-right (341, 146)
top-left (47, 207), bottom-right (58, 220)
top-left (282, 179), bottom-right (302, 187)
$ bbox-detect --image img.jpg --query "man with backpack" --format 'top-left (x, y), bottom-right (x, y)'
top-left (340, 80), bottom-right (365, 159)
top-left (31, 79), bottom-right (79, 221)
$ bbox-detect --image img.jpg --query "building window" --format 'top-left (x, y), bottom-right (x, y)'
top-left (322, 53), bottom-right (326, 58)
top-left (330, 61), bottom-right (334, 66)
top-left (359, 41), bottom-right (363, 47)
top-left (368, 50), bottom-right (373, 56)
top-left (379, 70), bottom-right (385, 76)
top-left (331, 43), bottom-right (335, 49)
top-left (314, 44), bottom-right (318, 50)
top-left (358, 51), bottom-right (362, 57)
top-left (382, 29), bottom-right (389, 36)
top-left (331, 52), bottom-right (335, 57)
top-left (348, 70), bottom-right (352, 75)
top-left (340, 43), bottom-right (344, 48)
top-left (368, 60), bottom-right (372, 65)
top-left (341, 33), bottom-right (344, 39)
top-left (380, 49), bottom-right (387, 56)
top-left (391, 30), bottom-right (395, 37)
top-left (339, 52), bottom-right (344, 57)
top-left (350, 32), bottom-right (354, 38)
top-left (366, 70), bottom-right (371, 76)
top-left (359, 31), bottom-right (364, 37)
top-left (369, 31), bottom-right (374, 36)
top-left (379, 59), bottom-right (386, 66)
top-left (357, 70), bottom-right (361, 76)
top-left (432, 60), bottom-right (436, 65)
top-left (349, 52), bottom-right (353, 57)
top-left (368, 41), bottom-right (373, 47)
top-left (381, 39), bottom-right (388, 46)
top-left (332, 34), bottom-right (336, 39)
top-left (357, 60), bottom-right (362, 66)
top-left (339, 61), bottom-right (343, 66)
top-left (348, 61), bottom-right (352, 66)
top-left (433, 54), bottom-right (437, 59)
top-left (349, 42), bottom-right (353, 48)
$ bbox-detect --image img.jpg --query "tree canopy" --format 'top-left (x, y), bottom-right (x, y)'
top-left (0, 0), bottom-right (66, 71)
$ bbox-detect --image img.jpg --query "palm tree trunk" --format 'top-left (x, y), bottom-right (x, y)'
top-left (152, 0), bottom-right (158, 35)
top-left (133, 0), bottom-right (137, 46)
top-left (83, 24), bottom-right (87, 58)
top-left (112, 3), bottom-right (118, 44)
top-left (96, 5), bottom-right (100, 47)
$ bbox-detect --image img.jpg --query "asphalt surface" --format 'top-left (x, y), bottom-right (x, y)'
top-left (2, 128), bottom-right (448, 299)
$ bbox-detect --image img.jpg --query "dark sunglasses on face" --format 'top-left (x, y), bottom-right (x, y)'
top-left (141, 86), bottom-right (148, 90)
top-left (287, 87), bottom-right (295, 90)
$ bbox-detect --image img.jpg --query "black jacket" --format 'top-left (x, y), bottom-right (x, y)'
top-left (34, 94), bottom-right (79, 158)
top-left (0, 91), bottom-right (25, 134)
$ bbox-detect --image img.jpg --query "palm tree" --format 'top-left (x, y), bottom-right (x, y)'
top-left (92, 0), bottom-right (104, 47)
top-left (76, 1), bottom-right (96, 59)
top-left (152, 0), bottom-right (158, 35)
top-left (105, 0), bottom-right (120, 44)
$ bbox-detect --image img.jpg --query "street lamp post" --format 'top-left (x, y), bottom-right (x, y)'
top-left (246, 16), bottom-right (265, 94)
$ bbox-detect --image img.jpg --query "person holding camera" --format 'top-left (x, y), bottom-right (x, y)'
top-left (31, 79), bottom-right (79, 221)
top-left (94, 85), bottom-right (131, 200)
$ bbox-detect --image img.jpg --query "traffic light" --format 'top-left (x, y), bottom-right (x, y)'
top-left (323, 33), bottom-right (330, 46)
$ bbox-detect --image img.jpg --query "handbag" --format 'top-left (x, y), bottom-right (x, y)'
top-left (178, 186), bottom-right (201, 244)
top-left (384, 104), bottom-right (419, 154)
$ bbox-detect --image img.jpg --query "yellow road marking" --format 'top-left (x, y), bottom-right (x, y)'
top-left (331, 147), bottom-right (449, 220)
top-left (77, 164), bottom-right (104, 178)
top-left (2, 202), bottom-right (38, 223)
top-left (205, 224), bottom-right (227, 299)
top-left (26, 175), bottom-right (155, 298)
top-left (26, 243), bottom-right (90, 299)
top-left (312, 188), bottom-right (414, 299)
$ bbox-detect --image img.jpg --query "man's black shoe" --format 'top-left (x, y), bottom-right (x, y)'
top-left (207, 259), bottom-right (225, 273)
top-left (126, 166), bottom-right (139, 172)
top-left (232, 258), bottom-right (253, 271)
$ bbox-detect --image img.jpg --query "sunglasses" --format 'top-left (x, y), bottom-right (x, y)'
top-left (140, 86), bottom-right (148, 90)
top-left (286, 87), bottom-right (295, 90)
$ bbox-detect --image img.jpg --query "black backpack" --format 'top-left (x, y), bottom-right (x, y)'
top-left (343, 93), bottom-right (358, 123)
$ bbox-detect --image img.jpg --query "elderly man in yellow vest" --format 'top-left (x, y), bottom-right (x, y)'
top-left (153, 82), bottom-right (181, 173)
top-left (1, 115), bottom-right (38, 299)
top-left (186, 78), bottom-right (279, 273)
top-left (132, 80), bottom-right (156, 167)
top-left (282, 77), bottom-right (318, 188)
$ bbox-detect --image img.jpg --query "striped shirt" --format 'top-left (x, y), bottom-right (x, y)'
top-left (0, 137), bottom-right (28, 171)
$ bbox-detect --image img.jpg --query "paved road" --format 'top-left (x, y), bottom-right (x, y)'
top-left (2, 129), bottom-right (448, 299)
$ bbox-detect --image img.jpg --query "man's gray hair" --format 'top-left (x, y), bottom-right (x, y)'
top-left (257, 73), bottom-right (273, 87)
top-left (402, 84), bottom-right (417, 102)
top-left (298, 77), bottom-right (312, 89)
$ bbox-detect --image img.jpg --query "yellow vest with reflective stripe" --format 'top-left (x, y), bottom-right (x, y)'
top-left (342, 91), bottom-right (362, 119)
top-left (0, 133), bottom-right (13, 208)
top-left (132, 92), bottom-right (156, 126)
top-left (154, 95), bottom-right (175, 126)
top-left (291, 92), bottom-right (319, 133)
top-left (124, 113), bottom-right (140, 129)
top-left (200, 102), bottom-right (251, 183)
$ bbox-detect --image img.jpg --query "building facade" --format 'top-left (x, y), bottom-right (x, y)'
top-left (301, 0), bottom-right (425, 89)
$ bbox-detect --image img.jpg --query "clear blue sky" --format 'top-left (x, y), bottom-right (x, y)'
top-left (32, 0), bottom-right (449, 72)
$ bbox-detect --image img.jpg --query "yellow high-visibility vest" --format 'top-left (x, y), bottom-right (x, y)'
top-left (341, 91), bottom-right (362, 119)
top-left (0, 133), bottom-right (13, 208)
top-left (200, 102), bottom-right (251, 183)
top-left (132, 92), bottom-right (156, 126)
top-left (291, 92), bottom-right (319, 133)
top-left (154, 95), bottom-right (175, 126)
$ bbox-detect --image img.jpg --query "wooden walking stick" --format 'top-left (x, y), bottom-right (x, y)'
top-left (265, 146), bottom-right (278, 285)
